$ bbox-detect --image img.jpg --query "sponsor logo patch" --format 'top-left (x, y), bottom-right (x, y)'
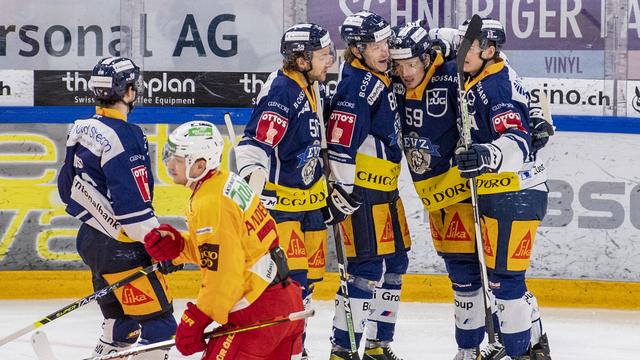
top-left (255, 111), bottom-right (288, 146)
top-left (328, 111), bottom-right (356, 147)
top-left (512, 230), bottom-right (533, 259)
top-left (131, 165), bottom-right (151, 202)
top-left (121, 284), bottom-right (153, 305)
top-left (199, 243), bottom-right (220, 271)
top-left (492, 110), bottom-right (525, 133)
top-left (286, 231), bottom-right (307, 258)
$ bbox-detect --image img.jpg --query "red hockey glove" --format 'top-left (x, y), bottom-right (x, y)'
top-left (175, 302), bottom-right (213, 356)
top-left (143, 224), bottom-right (185, 261)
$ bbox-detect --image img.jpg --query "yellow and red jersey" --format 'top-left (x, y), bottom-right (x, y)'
top-left (174, 169), bottom-right (280, 325)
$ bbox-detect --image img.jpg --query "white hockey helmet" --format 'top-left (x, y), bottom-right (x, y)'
top-left (163, 121), bottom-right (224, 186)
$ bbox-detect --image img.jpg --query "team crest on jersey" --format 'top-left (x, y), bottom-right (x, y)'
top-left (130, 165), bottom-right (151, 202)
top-left (403, 132), bottom-right (440, 174)
top-left (426, 88), bottom-right (448, 117)
top-left (328, 111), bottom-right (356, 147)
top-left (492, 110), bottom-right (525, 133)
top-left (255, 111), bottom-right (288, 147)
top-left (297, 142), bottom-right (321, 185)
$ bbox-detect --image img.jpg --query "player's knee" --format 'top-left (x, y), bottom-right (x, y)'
top-left (382, 272), bottom-right (403, 286)
top-left (384, 252), bottom-right (409, 274)
top-left (139, 312), bottom-right (177, 343)
top-left (100, 317), bottom-right (140, 346)
top-left (347, 275), bottom-right (378, 297)
top-left (347, 260), bottom-right (384, 283)
top-left (489, 272), bottom-right (526, 300)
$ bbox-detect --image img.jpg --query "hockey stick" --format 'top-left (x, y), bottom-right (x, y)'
top-left (77, 309), bottom-right (315, 360)
top-left (455, 14), bottom-right (498, 344)
top-left (312, 80), bottom-right (357, 353)
top-left (0, 263), bottom-right (160, 347)
top-left (224, 112), bottom-right (238, 147)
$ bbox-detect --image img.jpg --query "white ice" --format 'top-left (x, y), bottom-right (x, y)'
top-left (0, 299), bottom-right (638, 359)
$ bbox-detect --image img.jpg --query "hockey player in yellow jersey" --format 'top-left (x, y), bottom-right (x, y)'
top-left (143, 121), bottom-right (305, 359)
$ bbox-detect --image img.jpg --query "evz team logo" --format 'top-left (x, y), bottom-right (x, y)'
top-left (256, 111), bottom-right (288, 146)
top-left (492, 110), bottom-right (525, 133)
top-left (328, 111), bottom-right (356, 147)
top-left (131, 165), bottom-right (151, 202)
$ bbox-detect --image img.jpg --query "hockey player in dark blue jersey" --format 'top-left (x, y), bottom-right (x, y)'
top-left (57, 57), bottom-right (177, 359)
top-left (391, 24), bottom-right (498, 360)
top-left (326, 11), bottom-right (411, 360)
top-left (454, 18), bottom-right (551, 360)
top-left (235, 23), bottom-right (335, 359)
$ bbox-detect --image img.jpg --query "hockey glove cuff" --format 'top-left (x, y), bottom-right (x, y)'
top-left (175, 302), bottom-right (212, 356)
top-left (144, 224), bottom-right (185, 261)
top-left (529, 116), bottom-right (555, 153)
top-left (455, 143), bottom-right (503, 178)
top-left (322, 185), bottom-right (363, 226)
top-left (158, 260), bottom-right (184, 275)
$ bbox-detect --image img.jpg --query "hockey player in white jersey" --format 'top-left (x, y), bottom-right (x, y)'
top-left (57, 57), bottom-right (178, 359)
top-left (235, 23), bottom-right (335, 359)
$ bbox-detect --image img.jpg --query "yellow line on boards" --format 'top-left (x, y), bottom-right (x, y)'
top-left (0, 271), bottom-right (638, 310)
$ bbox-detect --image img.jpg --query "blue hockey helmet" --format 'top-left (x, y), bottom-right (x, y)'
top-left (89, 57), bottom-right (143, 101)
top-left (280, 23), bottom-right (334, 60)
top-left (390, 25), bottom-right (432, 61)
top-left (458, 17), bottom-right (506, 51)
top-left (340, 11), bottom-right (392, 46)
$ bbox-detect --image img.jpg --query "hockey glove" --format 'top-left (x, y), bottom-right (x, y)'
top-left (455, 143), bottom-right (503, 178)
top-left (175, 302), bottom-right (212, 356)
top-left (158, 260), bottom-right (184, 275)
top-left (143, 224), bottom-right (185, 261)
top-left (528, 106), bottom-right (555, 153)
top-left (322, 185), bottom-right (363, 226)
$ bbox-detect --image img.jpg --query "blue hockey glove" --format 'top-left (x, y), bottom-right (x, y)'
top-left (322, 184), bottom-right (363, 226)
top-left (455, 143), bottom-right (503, 178)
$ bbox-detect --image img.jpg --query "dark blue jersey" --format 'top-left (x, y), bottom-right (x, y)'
top-left (236, 69), bottom-right (327, 212)
top-left (327, 58), bottom-right (403, 192)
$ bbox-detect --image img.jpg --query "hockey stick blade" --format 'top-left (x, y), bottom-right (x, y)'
top-left (82, 309), bottom-right (315, 360)
top-left (31, 331), bottom-right (58, 360)
top-left (224, 112), bottom-right (238, 147)
top-left (0, 263), bottom-right (160, 347)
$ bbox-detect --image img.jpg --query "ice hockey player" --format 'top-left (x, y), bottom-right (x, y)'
top-left (390, 23), bottom-right (501, 360)
top-left (455, 17), bottom-right (552, 360)
top-left (143, 121), bottom-right (305, 359)
top-left (234, 22), bottom-right (335, 358)
top-left (57, 57), bottom-right (178, 359)
top-left (325, 11), bottom-right (411, 360)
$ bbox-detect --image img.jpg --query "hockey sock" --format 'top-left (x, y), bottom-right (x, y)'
top-left (495, 296), bottom-right (532, 357)
top-left (331, 275), bottom-right (377, 350)
top-left (365, 273), bottom-right (402, 345)
top-left (525, 290), bottom-right (544, 346)
top-left (453, 289), bottom-right (486, 349)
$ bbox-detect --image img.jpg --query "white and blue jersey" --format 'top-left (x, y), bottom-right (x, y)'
top-left (57, 107), bottom-right (159, 242)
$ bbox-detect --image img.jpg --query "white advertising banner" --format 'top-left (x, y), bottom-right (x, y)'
top-left (522, 77), bottom-right (615, 116)
top-left (0, 0), bottom-right (284, 72)
top-left (0, 70), bottom-right (34, 106)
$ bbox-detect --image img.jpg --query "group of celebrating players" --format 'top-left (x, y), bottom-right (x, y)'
top-left (57, 9), bottom-right (554, 360)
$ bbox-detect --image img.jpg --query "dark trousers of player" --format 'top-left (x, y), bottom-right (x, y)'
top-left (332, 188), bottom-right (410, 350)
top-left (76, 224), bottom-right (176, 346)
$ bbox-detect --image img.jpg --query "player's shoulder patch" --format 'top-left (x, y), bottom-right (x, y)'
top-left (491, 109), bottom-right (526, 133)
top-left (366, 78), bottom-right (385, 106)
top-left (254, 110), bottom-right (289, 147)
top-left (328, 110), bottom-right (357, 147)
top-left (223, 172), bottom-right (255, 212)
